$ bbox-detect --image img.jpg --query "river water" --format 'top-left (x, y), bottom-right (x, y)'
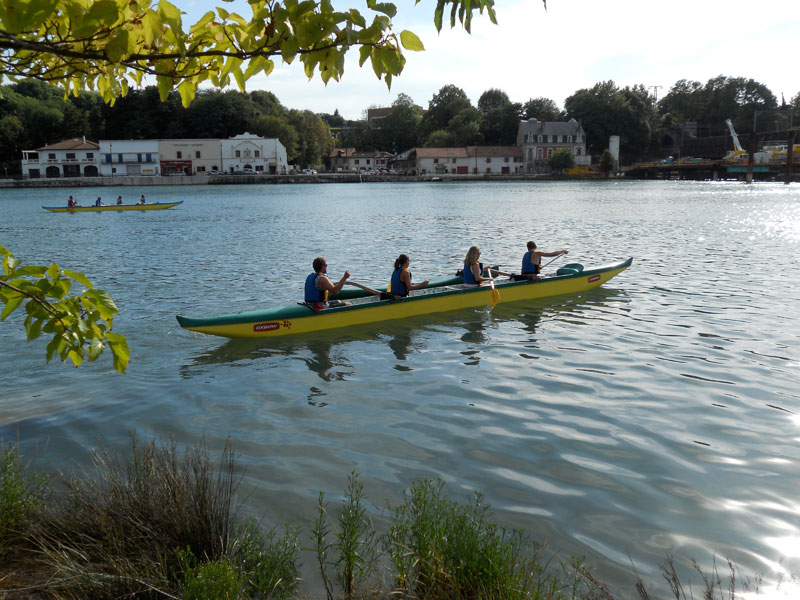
top-left (2, 180), bottom-right (799, 596)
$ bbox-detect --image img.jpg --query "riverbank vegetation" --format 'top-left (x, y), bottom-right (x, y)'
top-left (2, 75), bottom-right (798, 177)
top-left (1, 436), bottom-right (790, 599)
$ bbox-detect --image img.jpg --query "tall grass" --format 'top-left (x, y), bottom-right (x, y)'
top-left (0, 442), bottom-right (47, 556)
top-left (1, 436), bottom-right (796, 599)
top-left (312, 471), bottom-right (379, 600)
top-left (384, 477), bottom-right (579, 599)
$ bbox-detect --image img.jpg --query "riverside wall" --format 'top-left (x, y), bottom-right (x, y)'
top-left (0, 172), bottom-right (607, 189)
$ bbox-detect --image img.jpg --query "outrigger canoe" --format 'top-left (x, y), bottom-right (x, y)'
top-left (43, 201), bottom-right (183, 212)
top-left (176, 258), bottom-right (632, 339)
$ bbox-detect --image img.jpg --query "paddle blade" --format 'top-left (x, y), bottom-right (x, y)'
top-left (491, 288), bottom-right (500, 307)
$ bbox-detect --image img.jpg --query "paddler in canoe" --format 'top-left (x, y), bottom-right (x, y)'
top-left (304, 257), bottom-right (351, 310)
top-left (462, 245), bottom-right (511, 285)
top-left (387, 254), bottom-right (430, 297)
top-left (521, 241), bottom-right (568, 279)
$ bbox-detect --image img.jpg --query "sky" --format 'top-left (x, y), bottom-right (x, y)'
top-left (184, 0), bottom-right (800, 120)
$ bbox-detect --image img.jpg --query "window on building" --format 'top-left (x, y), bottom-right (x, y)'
top-left (244, 149), bottom-right (251, 158)
top-left (537, 135), bottom-right (542, 142)
top-left (177, 151), bottom-right (182, 159)
top-left (105, 154), bottom-right (111, 163)
top-left (433, 158), bottom-right (439, 163)
top-left (568, 135), bottom-right (573, 142)
top-left (577, 148), bottom-right (582, 155)
top-left (254, 151), bottom-right (260, 158)
top-left (547, 148), bottom-right (553, 158)
top-left (137, 153), bottom-right (142, 163)
top-left (117, 154), bottom-right (123, 163)
top-left (504, 157), bottom-right (509, 162)
top-left (452, 158), bottom-right (457, 163)
top-left (48, 153), bottom-right (56, 160)
top-left (537, 148), bottom-right (543, 159)
top-left (66, 153), bottom-right (76, 161)
top-left (485, 157), bottom-right (491, 163)
top-left (196, 151), bottom-right (201, 158)
top-left (146, 153), bottom-right (152, 162)
top-left (235, 150), bottom-right (241, 158)
top-left (355, 159), bottom-right (360, 164)
top-left (86, 153), bottom-right (94, 160)
top-left (528, 149), bottom-right (533, 161)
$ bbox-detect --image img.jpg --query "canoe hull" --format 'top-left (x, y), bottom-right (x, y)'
top-left (177, 258), bottom-right (633, 339)
top-left (43, 201), bottom-right (183, 212)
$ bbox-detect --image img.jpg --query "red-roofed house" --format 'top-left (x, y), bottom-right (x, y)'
top-left (21, 137), bottom-right (100, 178)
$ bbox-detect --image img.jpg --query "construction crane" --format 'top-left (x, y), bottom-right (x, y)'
top-left (724, 119), bottom-right (747, 161)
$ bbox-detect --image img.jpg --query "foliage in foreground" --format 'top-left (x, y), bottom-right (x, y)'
top-left (0, 244), bottom-right (129, 373)
top-left (1, 437), bottom-right (796, 599)
top-left (0, 0), bottom-right (503, 107)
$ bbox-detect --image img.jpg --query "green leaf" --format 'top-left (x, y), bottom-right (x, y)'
top-left (13, 265), bottom-right (47, 278)
top-left (67, 349), bottom-right (84, 367)
top-left (107, 332), bottom-right (130, 373)
top-left (348, 8), bottom-right (365, 28)
top-left (399, 30), bottom-right (424, 51)
top-left (358, 45), bottom-right (371, 67)
top-left (62, 269), bottom-right (93, 289)
top-left (46, 263), bottom-right (60, 280)
top-left (177, 79), bottom-right (196, 108)
top-left (88, 337), bottom-right (105, 361)
top-left (105, 28), bottom-right (130, 63)
top-left (83, 289), bottom-right (119, 320)
top-left (368, 2), bottom-right (397, 18)
top-left (0, 294), bottom-right (24, 321)
top-left (189, 10), bottom-right (216, 33)
top-left (157, 74), bottom-right (172, 101)
top-left (45, 335), bottom-right (60, 363)
top-left (26, 318), bottom-right (43, 341)
top-left (158, 0), bottom-right (183, 30)
top-left (141, 9), bottom-right (163, 47)
top-left (87, 0), bottom-right (119, 27)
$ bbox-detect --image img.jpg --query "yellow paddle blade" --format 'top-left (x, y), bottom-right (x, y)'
top-left (491, 287), bottom-right (500, 307)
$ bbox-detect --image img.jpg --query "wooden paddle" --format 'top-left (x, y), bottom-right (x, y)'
top-left (344, 281), bottom-right (384, 296)
top-left (486, 268), bottom-right (500, 307)
top-left (541, 254), bottom-right (565, 269)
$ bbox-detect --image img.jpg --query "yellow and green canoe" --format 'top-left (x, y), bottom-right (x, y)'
top-left (43, 201), bottom-right (183, 212)
top-left (176, 258), bottom-right (632, 339)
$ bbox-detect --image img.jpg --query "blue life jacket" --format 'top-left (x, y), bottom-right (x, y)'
top-left (521, 251), bottom-right (540, 275)
top-left (390, 268), bottom-right (410, 297)
top-left (304, 273), bottom-right (325, 302)
top-left (462, 261), bottom-right (483, 285)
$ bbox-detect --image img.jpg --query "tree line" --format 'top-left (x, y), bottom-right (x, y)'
top-left (1, 76), bottom-right (797, 176)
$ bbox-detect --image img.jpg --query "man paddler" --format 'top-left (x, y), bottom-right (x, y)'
top-left (304, 257), bottom-right (351, 309)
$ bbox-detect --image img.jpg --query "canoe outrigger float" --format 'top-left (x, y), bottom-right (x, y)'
top-left (43, 201), bottom-right (183, 212)
top-left (176, 258), bottom-right (632, 339)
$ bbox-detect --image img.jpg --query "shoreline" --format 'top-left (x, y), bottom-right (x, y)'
top-left (0, 172), bottom-right (609, 189)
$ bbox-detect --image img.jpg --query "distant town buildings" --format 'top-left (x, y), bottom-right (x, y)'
top-left (20, 119), bottom-right (596, 179)
top-left (329, 148), bottom-right (393, 172)
top-left (517, 118), bottom-right (590, 174)
top-left (222, 133), bottom-right (288, 174)
top-left (21, 138), bottom-right (100, 179)
top-left (409, 146), bottom-right (523, 175)
top-left (21, 133), bottom-right (288, 178)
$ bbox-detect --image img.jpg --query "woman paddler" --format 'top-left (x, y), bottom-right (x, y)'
top-left (304, 257), bottom-right (351, 308)
top-left (462, 245), bottom-right (486, 285)
top-left (387, 254), bottom-right (429, 297)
